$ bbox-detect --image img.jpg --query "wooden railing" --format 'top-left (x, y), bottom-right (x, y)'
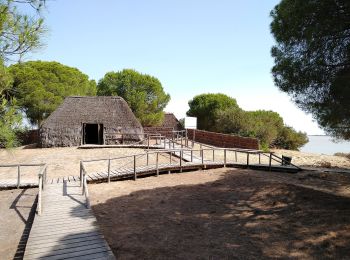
top-left (37, 164), bottom-right (48, 216)
top-left (80, 162), bottom-right (90, 208)
top-left (80, 146), bottom-right (301, 184)
top-left (0, 163), bottom-right (46, 188)
top-left (0, 163), bottom-right (47, 215)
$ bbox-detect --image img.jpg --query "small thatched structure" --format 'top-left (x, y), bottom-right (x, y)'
top-left (40, 96), bottom-right (143, 147)
top-left (161, 113), bottom-right (183, 131)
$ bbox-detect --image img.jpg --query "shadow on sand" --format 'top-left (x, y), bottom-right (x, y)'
top-left (89, 169), bottom-right (350, 259)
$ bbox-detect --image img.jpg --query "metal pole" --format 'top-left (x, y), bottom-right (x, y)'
top-left (164, 137), bottom-right (166, 149)
top-left (235, 151), bottom-right (237, 162)
top-left (247, 153), bottom-right (249, 166)
top-left (156, 152), bottom-right (159, 176)
top-left (170, 152), bottom-right (172, 165)
top-left (108, 159), bottom-right (111, 183)
top-left (259, 153), bottom-right (261, 164)
top-left (147, 152), bottom-right (149, 166)
top-left (17, 165), bottom-right (21, 188)
top-left (148, 135), bottom-right (150, 149)
top-left (134, 155), bottom-right (137, 180)
top-left (122, 134), bottom-right (124, 144)
top-left (201, 149), bottom-right (204, 165)
top-left (181, 136), bottom-right (183, 148)
top-left (191, 150), bottom-right (193, 162)
top-left (212, 149), bottom-right (215, 161)
top-left (269, 153), bottom-right (272, 171)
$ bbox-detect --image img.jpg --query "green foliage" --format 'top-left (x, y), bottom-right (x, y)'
top-left (97, 69), bottom-right (170, 126)
top-left (187, 93), bottom-right (239, 131)
top-left (273, 126), bottom-right (308, 150)
top-left (0, 97), bottom-right (22, 148)
top-left (9, 61), bottom-right (97, 126)
top-left (191, 93), bottom-right (308, 150)
top-left (0, 0), bottom-right (46, 61)
top-left (0, 61), bottom-right (22, 148)
top-left (270, 0), bottom-right (350, 140)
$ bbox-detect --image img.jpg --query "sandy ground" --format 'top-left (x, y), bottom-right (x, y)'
top-left (0, 188), bottom-right (38, 259)
top-left (0, 145), bottom-right (349, 184)
top-left (89, 168), bottom-right (350, 259)
top-left (272, 149), bottom-right (350, 169)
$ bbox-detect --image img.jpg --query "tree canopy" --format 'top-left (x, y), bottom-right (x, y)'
top-left (97, 69), bottom-right (170, 126)
top-left (187, 93), bottom-right (308, 150)
top-left (0, 0), bottom-right (46, 147)
top-left (187, 93), bottom-right (239, 131)
top-left (9, 61), bottom-right (97, 126)
top-left (270, 0), bottom-right (350, 139)
top-left (0, 0), bottom-right (46, 61)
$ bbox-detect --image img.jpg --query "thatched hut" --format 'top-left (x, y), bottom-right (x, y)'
top-left (161, 113), bottom-right (183, 131)
top-left (40, 96), bottom-right (143, 147)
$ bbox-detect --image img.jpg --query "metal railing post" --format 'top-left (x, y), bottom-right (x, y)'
top-left (269, 153), bottom-right (272, 171)
top-left (181, 136), bottom-right (183, 148)
top-left (191, 150), bottom-right (193, 162)
top-left (164, 137), bottom-right (166, 149)
top-left (156, 152), bottom-right (159, 176)
top-left (235, 150), bottom-right (237, 162)
top-left (17, 165), bottom-right (20, 188)
top-left (147, 135), bottom-right (150, 149)
top-left (247, 153), bottom-right (249, 166)
top-left (212, 149), bottom-right (215, 162)
top-left (134, 155), bottom-right (137, 180)
top-left (259, 153), bottom-right (261, 164)
top-left (170, 152), bottom-right (172, 165)
top-left (147, 152), bottom-right (149, 166)
top-left (108, 159), bottom-right (111, 183)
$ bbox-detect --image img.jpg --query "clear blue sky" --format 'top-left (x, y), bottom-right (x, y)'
top-left (27, 0), bottom-right (324, 134)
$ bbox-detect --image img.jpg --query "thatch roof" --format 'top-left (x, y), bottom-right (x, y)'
top-left (161, 113), bottom-right (183, 130)
top-left (42, 96), bottom-right (141, 128)
top-left (40, 96), bottom-right (143, 147)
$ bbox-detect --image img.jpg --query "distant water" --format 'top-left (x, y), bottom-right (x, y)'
top-left (300, 135), bottom-right (350, 155)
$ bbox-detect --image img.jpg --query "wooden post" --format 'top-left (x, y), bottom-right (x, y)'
top-left (108, 159), bottom-right (111, 183)
top-left (224, 149), bottom-right (226, 167)
top-left (38, 174), bottom-right (42, 216)
top-left (180, 150), bottom-right (183, 172)
top-left (156, 152), bottom-right (159, 176)
top-left (80, 161), bottom-right (83, 187)
top-left (201, 149), bottom-right (204, 165)
top-left (269, 153), bottom-right (272, 171)
top-left (247, 153), bottom-right (250, 166)
top-left (134, 155), bottom-right (137, 180)
top-left (17, 165), bottom-right (21, 188)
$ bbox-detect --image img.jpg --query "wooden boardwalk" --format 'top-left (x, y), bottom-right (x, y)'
top-left (24, 181), bottom-right (115, 260)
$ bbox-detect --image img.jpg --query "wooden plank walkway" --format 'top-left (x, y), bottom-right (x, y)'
top-left (24, 181), bottom-right (115, 260)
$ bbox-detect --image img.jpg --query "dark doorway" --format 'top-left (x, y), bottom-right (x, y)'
top-left (83, 124), bottom-right (103, 144)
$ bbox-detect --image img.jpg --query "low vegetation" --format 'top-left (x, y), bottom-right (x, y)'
top-left (187, 93), bottom-right (308, 150)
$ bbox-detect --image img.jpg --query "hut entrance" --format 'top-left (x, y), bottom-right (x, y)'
top-left (83, 123), bottom-right (103, 145)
